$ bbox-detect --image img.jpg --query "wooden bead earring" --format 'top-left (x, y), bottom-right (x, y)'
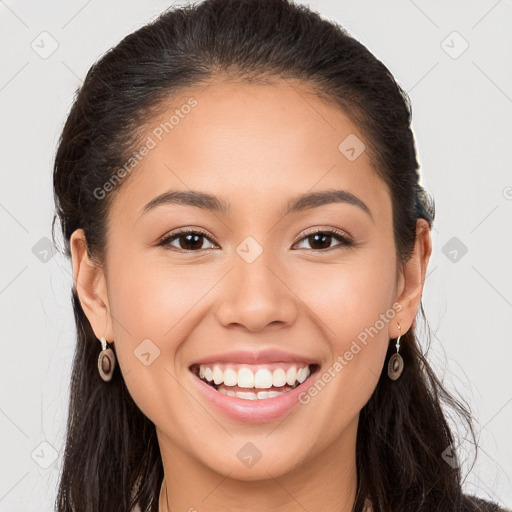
top-left (97, 336), bottom-right (116, 382)
top-left (387, 322), bottom-right (404, 381)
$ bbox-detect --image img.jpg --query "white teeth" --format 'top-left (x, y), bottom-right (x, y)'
top-left (219, 388), bottom-right (291, 400)
top-left (236, 391), bottom-right (258, 400)
top-left (254, 368), bottom-right (273, 388)
top-left (286, 366), bottom-right (297, 386)
top-left (223, 367), bottom-right (238, 386)
top-left (212, 365), bottom-right (224, 385)
top-left (196, 362), bottom-right (313, 391)
top-left (272, 368), bottom-right (287, 387)
top-left (297, 366), bottom-right (310, 383)
top-left (237, 368), bottom-right (254, 388)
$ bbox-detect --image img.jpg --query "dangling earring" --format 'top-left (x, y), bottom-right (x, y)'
top-left (97, 336), bottom-right (116, 382)
top-left (387, 322), bottom-right (404, 381)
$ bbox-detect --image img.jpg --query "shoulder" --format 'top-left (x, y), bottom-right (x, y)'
top-left (462, 494), bottom-right (511, 512)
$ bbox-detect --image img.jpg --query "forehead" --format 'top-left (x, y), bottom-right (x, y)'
top-left (107, 79), bottom-right (390, 224)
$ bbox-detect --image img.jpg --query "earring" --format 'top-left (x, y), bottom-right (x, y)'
top-left (97, 336), bottom-right (116, 382)
top-left (387, 322), bottom-right (404, 381)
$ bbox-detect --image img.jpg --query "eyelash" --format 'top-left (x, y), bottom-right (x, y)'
top-left (157, 227), bottom-right (354, 252)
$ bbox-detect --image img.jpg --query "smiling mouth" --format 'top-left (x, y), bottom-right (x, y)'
top-left (189, 363), bottom-right (320, 400)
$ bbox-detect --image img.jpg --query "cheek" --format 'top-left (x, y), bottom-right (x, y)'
top-left (108, 251), bottom-right (213, 340)
top-left (105, 248), bottom-right (235, 416)
top-left (293, 253), bottom-right (397, 345)
top-left (290, 254), bottom-right (397, 408)
top-left (293, 286), bottom-right (394, 449)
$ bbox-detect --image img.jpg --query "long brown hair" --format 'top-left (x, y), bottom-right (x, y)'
top-left (52, 1), bottom-right (491, 510)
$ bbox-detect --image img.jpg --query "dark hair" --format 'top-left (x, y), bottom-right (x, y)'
top-left (52, 1), bottom-right (496, 511)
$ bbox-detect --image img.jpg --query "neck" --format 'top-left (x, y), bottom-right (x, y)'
top-left (157, 416), bottom-right (360, 512)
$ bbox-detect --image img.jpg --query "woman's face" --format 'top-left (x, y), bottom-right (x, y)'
top-left (72, 79), bottom-right (426, 481)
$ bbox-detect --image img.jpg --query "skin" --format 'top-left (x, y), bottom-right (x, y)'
top-left (70, 78), bottom-right (432, 512)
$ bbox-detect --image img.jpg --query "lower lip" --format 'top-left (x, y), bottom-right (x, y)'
top-left (190, 370), bottom-right (316, 423)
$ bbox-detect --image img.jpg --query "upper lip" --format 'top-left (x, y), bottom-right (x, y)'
top-left (190, 349), bottom-right (319, 367)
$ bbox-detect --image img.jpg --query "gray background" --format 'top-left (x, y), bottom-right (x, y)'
top-left (0, 0), bottom-right (511, 510)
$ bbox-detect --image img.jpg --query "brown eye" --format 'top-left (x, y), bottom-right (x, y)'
top-left (158, 229), bottom-right (217, 251)
top-left (294, 229), bottom-right (353, 251)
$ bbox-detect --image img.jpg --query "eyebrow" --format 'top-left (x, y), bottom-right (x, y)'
top-left (140, 188), bottom-right (372, 220)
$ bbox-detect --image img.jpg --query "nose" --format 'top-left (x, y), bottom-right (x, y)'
top-left (214, 246), bottom-right (299, 333)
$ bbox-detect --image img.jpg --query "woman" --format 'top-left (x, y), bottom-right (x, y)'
top-left (52, 0), bottom-right (508, 511)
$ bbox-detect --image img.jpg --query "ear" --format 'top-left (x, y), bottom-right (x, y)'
top-left (392, 218), bottom-right (432, 338)
top-left (70, 228), bottom-right (115, 343)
